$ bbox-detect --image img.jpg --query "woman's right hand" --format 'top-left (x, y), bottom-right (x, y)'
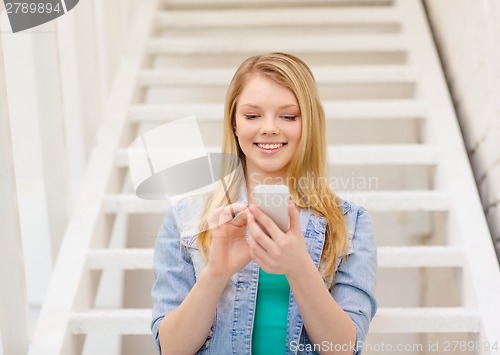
top-left (205, 203), bottom-right (251, 280)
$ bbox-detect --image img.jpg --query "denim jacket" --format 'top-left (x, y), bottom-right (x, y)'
top-left (151, 194), bottom-right (377, 355)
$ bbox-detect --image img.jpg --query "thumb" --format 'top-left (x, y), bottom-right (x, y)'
top-left (288, 199), bottom-right (301, 234)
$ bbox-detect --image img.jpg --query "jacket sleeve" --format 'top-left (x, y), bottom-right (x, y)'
top-left (151, 206), bottom-right (196, 354)
top-left (331, 207), bottom-right (377, 355)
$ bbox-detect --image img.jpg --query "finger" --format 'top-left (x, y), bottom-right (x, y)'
top-left (287, 199), bottom-right (302, 235)
top-left (218, 202), bottom-right (246, 225)
top-left (247, 212), bottom-right (265, 237)
top-left (249, 205), bottom-right (283, 240)
top-left (230, 208), bottom-right (249, 228)
top-left (208, 203), bottom-right (248, 229)
top-left (219, 205), bottom-right (234, 226)
top-left (248, 231), bottom-right (275, 269)
top-left (229, 203), bottom-right (248, 218)
top-left (207, 206), bottom-right (225, 229)
top-left (248, 214), bottom-right (279, 256)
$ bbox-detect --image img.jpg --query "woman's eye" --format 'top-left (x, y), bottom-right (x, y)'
top-left (244, 114), bottom-right (258, 120)
top-left (282, 115), bottom-right (297, 121)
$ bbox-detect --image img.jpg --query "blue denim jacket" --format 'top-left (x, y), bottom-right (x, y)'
top-left (151, 195), bottom-right (377, 355)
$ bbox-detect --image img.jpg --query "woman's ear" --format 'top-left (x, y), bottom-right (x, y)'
top-left (233, 125), bottom-right (238, 136)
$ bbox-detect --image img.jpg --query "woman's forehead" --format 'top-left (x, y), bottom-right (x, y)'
top-left (237, 76), bottom-right (298, 106)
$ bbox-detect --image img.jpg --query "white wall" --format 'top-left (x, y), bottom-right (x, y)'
top-left (425, 0), bottom-right (500, 258)
top-left (0, 11), bottom-right (55, 336)
top-left (0, 2), bottom-right (139, 354)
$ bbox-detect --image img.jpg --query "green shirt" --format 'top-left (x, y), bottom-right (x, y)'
top-left (252, 268), bottom-right (291, 355)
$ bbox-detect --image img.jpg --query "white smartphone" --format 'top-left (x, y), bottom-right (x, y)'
top-left (252, 184), bottom-right (290, 232)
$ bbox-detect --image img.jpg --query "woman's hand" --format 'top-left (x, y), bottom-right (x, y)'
top-left (247, 200), bottom-right (310, 278)
top-left (205, 203), bottom-right (251, 280)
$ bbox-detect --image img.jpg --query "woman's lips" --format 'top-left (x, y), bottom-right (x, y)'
top-left (254, 143), bottom-right (287, 154)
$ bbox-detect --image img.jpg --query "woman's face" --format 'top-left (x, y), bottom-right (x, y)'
top-left (234, 73), bottom-right (302, 181)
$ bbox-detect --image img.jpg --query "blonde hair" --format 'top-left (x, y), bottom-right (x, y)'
top-left (197, 52), bottom-right (348, 278)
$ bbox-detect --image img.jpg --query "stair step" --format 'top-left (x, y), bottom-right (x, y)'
top-left (88, 249), bottom-right (154, 270)
top-left (118, 145), bottom-right (438, 168)
top-left (377, 246), bottom-right (465, 268)
top-left (70, 309), bottom-right (150, 335)
top-left (155, 7), bottom-right (401, 28)
top-left (138, 65), bottom-right (417, 87)
top-left (87, 246), bottom-right (465, 270)
top-left (128, 100), bottom-right (427, 122)
top-left (69, 307), bottom-right (480, 334)
top-left (162, 0), bottom-right (394, 10)
top-left (340, 191), bottom-right (450, 211)
top-left (147, 34), bottom-right (407, 55)
top-left (370, 308), bottom-right (481, 333)
top-left (102, 191), bottom-right (450, 214)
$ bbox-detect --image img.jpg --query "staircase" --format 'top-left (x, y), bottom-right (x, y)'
top-left (29, 0), bottom-right (500, 354)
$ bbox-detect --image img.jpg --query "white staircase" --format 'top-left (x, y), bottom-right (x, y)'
top-left (29, 0), bottom-right (500, 354)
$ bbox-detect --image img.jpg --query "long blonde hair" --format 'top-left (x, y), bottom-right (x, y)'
top-left (197, 52), bottom-right (348, 277)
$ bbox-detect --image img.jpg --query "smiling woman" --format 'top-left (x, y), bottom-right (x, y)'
top-left (234, 73), bottom-right (302, 183)
top-left (151, 52), bottom-right (377, 355)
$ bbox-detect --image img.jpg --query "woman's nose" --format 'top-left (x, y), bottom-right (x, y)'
top-left (259, 117), bottom-right (280, 135)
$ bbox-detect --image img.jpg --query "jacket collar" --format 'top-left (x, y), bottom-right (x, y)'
top-left (340, 199), bottom-right (351, 215)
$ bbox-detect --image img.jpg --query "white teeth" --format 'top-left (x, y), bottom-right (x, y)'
top-left (257, 143), bottom-right (284, 149)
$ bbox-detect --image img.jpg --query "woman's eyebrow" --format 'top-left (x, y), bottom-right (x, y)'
top-left (240, 104), bottom-right (260, 109)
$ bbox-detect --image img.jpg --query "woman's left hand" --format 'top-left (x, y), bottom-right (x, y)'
top-left (247, 199), bottom-right (310, 278)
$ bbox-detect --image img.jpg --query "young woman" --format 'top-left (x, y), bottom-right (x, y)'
top-left (151, 52), bottom-right (377, 355)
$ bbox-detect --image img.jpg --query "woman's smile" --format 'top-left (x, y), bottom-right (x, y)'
top-left (254, 142), bottom-right (287, 154)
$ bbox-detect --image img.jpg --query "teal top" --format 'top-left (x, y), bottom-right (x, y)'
top-left (252, 268), bottom-right (291, 355)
